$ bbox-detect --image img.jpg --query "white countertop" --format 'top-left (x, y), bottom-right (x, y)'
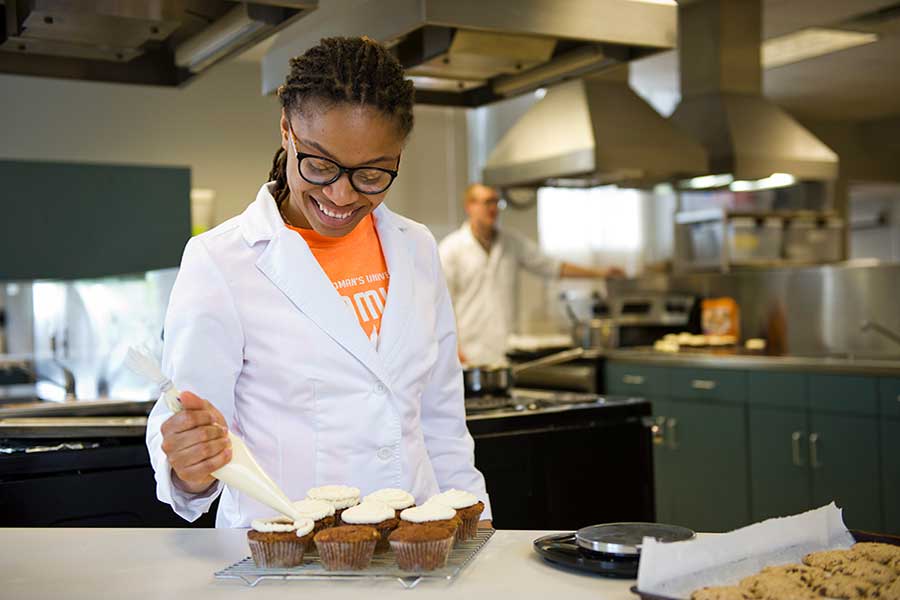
top-left (0, 528), bottom-right (636, 599)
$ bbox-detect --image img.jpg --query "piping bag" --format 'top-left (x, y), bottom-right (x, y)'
top-left (126, 347), bottom-right (303, 522)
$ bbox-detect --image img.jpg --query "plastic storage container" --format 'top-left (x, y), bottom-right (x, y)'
top-left (728, 217), bottom-right (783, 262)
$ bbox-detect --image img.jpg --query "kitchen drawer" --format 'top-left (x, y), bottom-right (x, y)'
top-left (879, 378), bottom-right (900, 418)
top-left (605, 363), bottom-right (668, 397)
top-left (748, 372), bottom-right (807, 409)
top-left (669, 368), bottom-right (746, 403)
top-left (809, 375), bottom-right (878, 416)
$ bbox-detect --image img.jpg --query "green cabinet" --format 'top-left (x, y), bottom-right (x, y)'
top-left (749, 406), bottom-right (811, 521)
top-left (809, 413), bottom-right (882, 532)
top-left (607, 360), bottom-right (897, 535)
top-left (882, 419), bottom-right (900, 534)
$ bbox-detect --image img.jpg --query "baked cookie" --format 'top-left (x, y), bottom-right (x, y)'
top-left (759, 563), bottom-right (827, 585)
top-left (876, 577), bottom-right (900, 600)
top-left (834, 559), bottom-right (895, 585)
top-left (802, 549), bottom-right (855, 571)
top-left (809, 572), bottom-right (874, 599)
top-left (739, 573), bottom-right (818, 600)
top-left (850, 542), bottom-right (900, 566)
top-left (690, 586), bottom-right (754, 600)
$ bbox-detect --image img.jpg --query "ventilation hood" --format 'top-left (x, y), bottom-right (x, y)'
top-left (482, 66), bottom-right (708, 188)
top-left (262, 0), bottom-right (679, 106)
top-left (669, 0), bottom-right (838, 182)
top-left (0, 1), bottom-right (317, 86)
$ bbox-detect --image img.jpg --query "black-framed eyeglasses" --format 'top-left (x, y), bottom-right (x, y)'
top-left (288, 126), bottom-right (399, 195)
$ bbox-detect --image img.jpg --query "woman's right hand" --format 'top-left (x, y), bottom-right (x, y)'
top-left (160, 391), bottom-right (232, 494)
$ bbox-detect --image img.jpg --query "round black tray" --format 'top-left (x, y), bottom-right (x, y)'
top-left (533, 532), bottom-right (640, 578)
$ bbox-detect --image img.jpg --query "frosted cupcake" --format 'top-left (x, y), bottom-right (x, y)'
top-left (429, 489), bottom-right (484, 541)
top-left (247, 516), bottom-right (315, 568)
top-left (398, 502), bottom-right (460, 539)
top-left (306, 485), bottom-right (360, 524)
top-left (292, 499), bottom-right (336, 534)
top-left (313, 525), bottom-right (379, 571)
top-left (363, 488), bottom-right (416, 518)
top-left (389, 524), bottom-right (455, 572)
top-left (340, 501), bottom-right (399, 553)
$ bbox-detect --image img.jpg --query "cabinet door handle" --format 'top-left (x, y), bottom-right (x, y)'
top-left (809, 433), bottom-right (822, 469)
top-left (791, 431), bottom-right (805, 467)
top-left (647, 416), bottom-right (666, 446)
top-left (623, 374), bottom-right (645, 385)
top-left (691, 379), bottom-right (717, 390)
top-left (666, 417), bottom-right (679, 450)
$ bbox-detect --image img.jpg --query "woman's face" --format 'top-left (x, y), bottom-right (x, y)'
top-left (280, 104), bottom-right (404, 237)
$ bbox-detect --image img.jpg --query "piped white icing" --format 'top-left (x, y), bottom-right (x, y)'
top-left (251, 516), bottom-right (314, 536)
top-left (400, 503), bottom-right (456, 523)
top-left (364, 488), bottom-right (415, 510)
top-left (307, 485), bottom-right (360, 509)
top-left (340, 500), bottom-right (395, 524)
top-left (429, 489), bottom-right (479, 510)
top-left (292, 498), bottom-right (335, 520)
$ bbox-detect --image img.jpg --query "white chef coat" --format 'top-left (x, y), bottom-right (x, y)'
top-left (438, 223), bottom-right (561, 366)
top-left (145, 183), bottom-right (491, 527)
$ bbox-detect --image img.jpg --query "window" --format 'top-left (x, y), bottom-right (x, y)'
top-left (537, 186), bottom-right (646, 275)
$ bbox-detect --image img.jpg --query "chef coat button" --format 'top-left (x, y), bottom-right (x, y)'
top-left (376, 447), bottom-right (393, 461)
top-left (375, 382), bottom-right (387, 395)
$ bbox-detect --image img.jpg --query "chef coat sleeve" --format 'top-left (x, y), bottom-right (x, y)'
top-left (420, 240), bottom-right (493, 520)
top-left (145, 236), bottom-right (244, 523)
top-left (512, 230), bottom-right (562, 279)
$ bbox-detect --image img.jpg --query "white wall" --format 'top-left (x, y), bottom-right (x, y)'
top-left (0, 61), bottom-right (470, 234)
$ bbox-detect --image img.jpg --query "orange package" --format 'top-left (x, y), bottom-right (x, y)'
top-left (701, 297), bottom-right (741, 338)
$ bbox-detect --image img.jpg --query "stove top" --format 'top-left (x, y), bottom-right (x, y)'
top-left (464, 389), bottom-right (642, 418)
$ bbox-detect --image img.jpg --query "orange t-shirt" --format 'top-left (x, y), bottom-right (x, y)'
top-left (288, 214), bottom-right (390, 345)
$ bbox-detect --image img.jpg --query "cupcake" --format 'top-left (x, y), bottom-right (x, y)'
top-left (340, 501), bottom-right (399, 553)
top-left (429, 489), bottom-right (485, 541)
top-left (247, 516), bottom-right (315, 568)
top-left (292, 499), bottom-right (336, 534)
top-left (313, 525), bottom-right (379, 571)
top-left (389, 524), bottom-right (455, 572)
top-left (364, 488), bottom-right (416, 518)
top-left (398, 502), bottom-right (460, 539)
top-left (306, 485), bottom-right (360, 525)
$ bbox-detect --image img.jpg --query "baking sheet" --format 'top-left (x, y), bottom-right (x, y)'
top-left (636, 503), bottom-right (855, 599)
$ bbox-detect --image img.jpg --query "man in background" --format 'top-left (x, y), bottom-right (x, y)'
top-left (439, 183), bottom-right (624, 365)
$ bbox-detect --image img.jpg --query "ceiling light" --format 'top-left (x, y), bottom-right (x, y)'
top-left (729, 173), bottom-right (795, 192)
top-left (762, 28), bottom-right (878, 69)
top-left (681, 174), bottom-right (734, 189)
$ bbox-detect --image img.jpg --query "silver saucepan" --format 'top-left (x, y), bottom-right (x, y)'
top-left (462, 347), bottom-right (586, 397)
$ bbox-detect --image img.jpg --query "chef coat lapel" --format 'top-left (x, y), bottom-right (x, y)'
top-left (373, 205), bottom-right (413, 363)
top-left (246, 190), bottom-right (389, 385)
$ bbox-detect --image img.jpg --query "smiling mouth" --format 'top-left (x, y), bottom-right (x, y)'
top-left (310, 196), bottom-right (359, 224)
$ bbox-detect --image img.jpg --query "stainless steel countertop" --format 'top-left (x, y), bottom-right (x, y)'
top-left (603, 348), bottom-right (900, 376)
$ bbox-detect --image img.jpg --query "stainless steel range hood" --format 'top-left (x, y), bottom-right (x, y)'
top-left (482, 66), bottom-right (708, 188)
top-left (670, 0), bottom-right (838, 182)
top-left (0, 1), bottom-right (317, 87)
top-left (262, 0), bottom-right (679, 107)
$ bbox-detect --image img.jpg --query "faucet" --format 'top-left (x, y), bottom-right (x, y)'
top-left (860, 320), bottom-right (900, 348)
top-left (47, 333), bottom-right (77, 402)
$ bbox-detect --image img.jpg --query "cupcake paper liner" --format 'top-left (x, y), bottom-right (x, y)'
top-left (315, 539), bottom-right (377, 571)
top-left (456, 514), bottom-right (480, 542)
top-left (390, 537), bottom-right (455, 572)
top-left (248, 539), bottom-right (307, 568)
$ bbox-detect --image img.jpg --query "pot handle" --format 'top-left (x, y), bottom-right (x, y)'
top-left (511, 347), bottom-right (586, 376)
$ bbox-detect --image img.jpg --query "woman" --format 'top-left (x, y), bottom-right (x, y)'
top-left (145, 37), bottom-right (491, 527)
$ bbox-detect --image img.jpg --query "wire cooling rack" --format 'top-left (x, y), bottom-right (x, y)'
top-left (215, 529), bottom-right (495, 589)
